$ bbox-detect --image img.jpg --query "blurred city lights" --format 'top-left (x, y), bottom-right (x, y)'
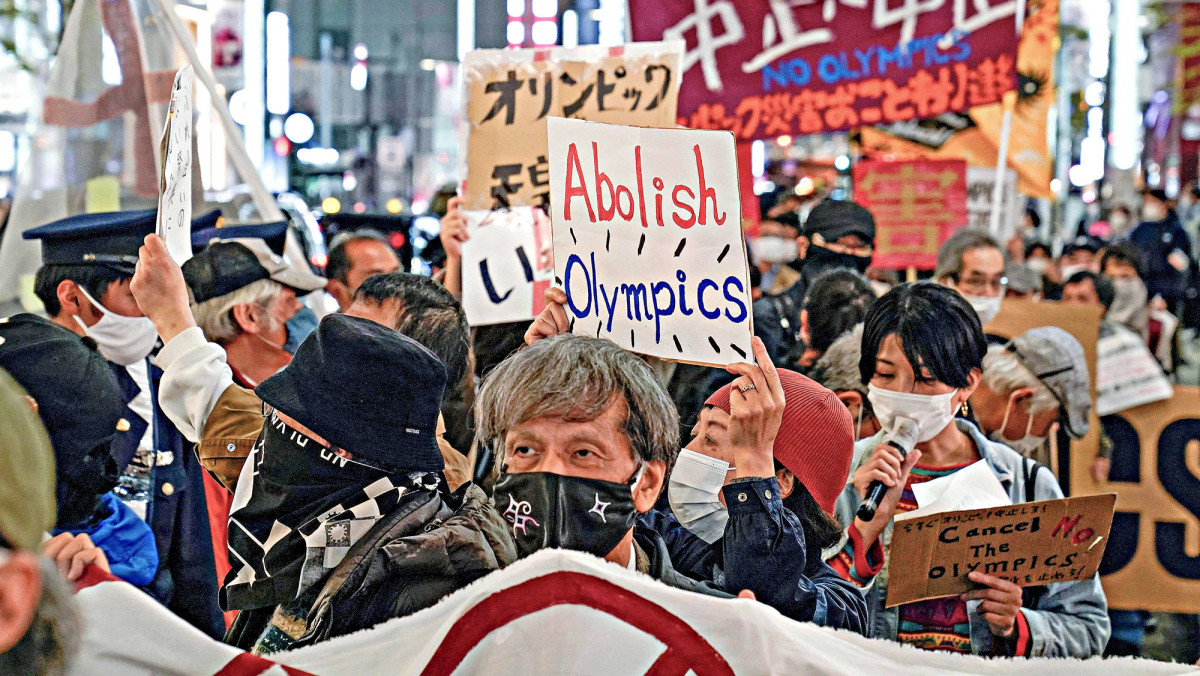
top-left (321, 197), bottom-right (341, 213)
top-left (283, 113), bottom-right (315, 144)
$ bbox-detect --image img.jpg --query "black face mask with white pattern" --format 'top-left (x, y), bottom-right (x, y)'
top-left (492, 465), bottom-right (643, 561)
top-left (223, 411), bottom-right (438, 611)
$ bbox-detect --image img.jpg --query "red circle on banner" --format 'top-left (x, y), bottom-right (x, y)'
top-left (419, 571), bottom-right (735, 676)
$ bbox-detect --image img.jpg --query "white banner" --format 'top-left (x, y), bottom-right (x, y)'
top-left (157, 65), bottom-right (195, 265)
top-left (71, 550), bottom-right (1180, 675)
top-left (1096, 325), bottom-right (1173, 416)
top-left (547, 118), bottom-right (752, 366)
top-left (461, 207), bottom-right (554, 327)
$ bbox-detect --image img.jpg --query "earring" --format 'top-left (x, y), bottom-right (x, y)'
top-left (961, 401), bottom-right (969, 416)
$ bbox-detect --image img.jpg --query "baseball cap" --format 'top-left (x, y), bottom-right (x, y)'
top-left (255, 313), bottom-right (448, 472)
top-left (804, 199), bottom-right (875, 244)
top-left (0, 369), bottom-right (56, 551)
top-left (1005, 263), bottom-right (1043, 295)
top-left (1007, 326), bottom-right (1091, 439)
top-left (705, 369), bottom-right (854, 513)
top-left (184, 236), bottom-right (326, 304)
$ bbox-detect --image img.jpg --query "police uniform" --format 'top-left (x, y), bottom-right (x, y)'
top-left (23, 210), bottom-right (224, 639)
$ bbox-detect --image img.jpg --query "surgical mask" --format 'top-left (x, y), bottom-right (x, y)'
top-left (751, 236), bottom-right (798, 264)
top-left (804, 243), bottom-right (872, 277)
top-left (493, 465), bottom-right (644, 560)
top-left (1109, 214), bottom-right (1129, 231)
top-left (964, 294), bottom-right (1002, 325)
top-left (73, 288), bottom-right (158, 366)
top-left (1143, 204), bottom-right (1167, 222)
top-left (1060, 264), bottom-right (1090, 281)
top-left (283, 306), bottom-right (319, 354)
top-left (667, 450), bottom-right (731, 544)
top-left (1108, 277), bottom-right (1148, 327)
top-left (1025, 258), bottom-right (1049, 276)
top-left (988, 396), bottom-right (1046, 456)
top-left (867, 384), bottom-right (958, 443)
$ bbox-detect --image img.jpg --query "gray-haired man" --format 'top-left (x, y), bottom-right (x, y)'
top-left (476, 334), bottom-right (724, 594)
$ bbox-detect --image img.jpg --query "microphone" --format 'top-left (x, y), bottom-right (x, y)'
top-left (856, 417), bottom-right (920, 523)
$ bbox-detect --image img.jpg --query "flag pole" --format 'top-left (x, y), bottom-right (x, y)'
top-left (988, 91), bottom-right (1018, 236)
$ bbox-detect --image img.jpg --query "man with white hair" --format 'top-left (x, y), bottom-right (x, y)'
top-left (967, 327), bottom-right (1093, 471)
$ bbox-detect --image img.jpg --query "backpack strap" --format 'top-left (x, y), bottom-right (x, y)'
top-left (1023, 457), bottom-right (1042, 503)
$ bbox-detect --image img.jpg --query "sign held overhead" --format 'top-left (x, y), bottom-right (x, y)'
top-left (547, 118), bottom-right (753, 367)
top-left (157, 65), bottom-right (195, 265)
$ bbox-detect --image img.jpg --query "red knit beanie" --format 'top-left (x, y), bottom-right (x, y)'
top-left (704, 369), bottom-right (854, 514)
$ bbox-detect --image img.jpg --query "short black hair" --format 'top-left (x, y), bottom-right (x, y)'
top-left (353, 272), bottom-right (471, 397)
top-left (859, 282), bottom-right (985, 388)
top-left (1024, 241), bottom-right (1051, 259)
top-left (1065, 271), bottom-right (1115, 309)
top-left (33, 265), bottom-right (129, 316)
top-left (325, 229), bottom-right (397, 284)
top-left (1100, 243), bottom-right (1146, 278)
top-left (804, 269), bottom-right (875, 354)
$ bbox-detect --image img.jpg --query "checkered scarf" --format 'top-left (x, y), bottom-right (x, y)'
top-left (222, 410), bottom-right (440, 612)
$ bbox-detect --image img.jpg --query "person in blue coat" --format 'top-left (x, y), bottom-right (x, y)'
top-left (1127, 189), bottom-right (1192, 311)
top-left (646, 337), bottom-right (868, 633)
top-left (22, 209), bottom-right (224, 638)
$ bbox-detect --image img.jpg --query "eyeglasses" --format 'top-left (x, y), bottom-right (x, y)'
top-left (957, 273), bottom-right (1007, 296)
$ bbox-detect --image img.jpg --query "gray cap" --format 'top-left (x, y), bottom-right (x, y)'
top-left (1005, 263), bottom-right (1043, 295)
top-left (1006, 327), bottom-right (1091, 439)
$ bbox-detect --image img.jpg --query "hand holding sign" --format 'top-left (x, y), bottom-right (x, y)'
top-left (725, 337), bottom-right (785, 479)
top-left (156, 65), bottom-right (195, 265)
top-left (547, 118), bottom-right (753, 366)
top-left (962, 571), bottom-right (1023, 638)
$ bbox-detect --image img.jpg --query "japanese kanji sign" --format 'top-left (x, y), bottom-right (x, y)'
top-left (887, 494), bottom-right (1115, 607)
top-left (157, 65), bottom-right (194, 265)
top-left (461, 207), bottom-right (554, 327)
top-left (462, 42), bottom-right (682, 211)
top-left (628, 0), bottom-right (1020, 139)
top-left (852, 158), bottom-right (968, 270)
top-left (547, 118), bottom-right (752, 367)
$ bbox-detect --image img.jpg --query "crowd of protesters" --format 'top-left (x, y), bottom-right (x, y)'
top-left (5, 180), bottom-right (1200, 673)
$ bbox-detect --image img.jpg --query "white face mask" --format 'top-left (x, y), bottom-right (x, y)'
top-left (1109, 214), bottom-right (1129, 230)
top-left (1025, 258), bottom-right (1049, 275)
top-left (73, 287), bottom-right (158, 366)
top-left (988, 395), bottom-right (1046, 456)
top-left (751, 236), bottom-right (799, 265)
top-left (867, 383), bottom-right (958, 443)
top-left (963, 294), bottom-right (1002, 325)
top-left (667, 449), bottom-right (732, 544)
top-left (1142, 204), bottom-right (1167, 222)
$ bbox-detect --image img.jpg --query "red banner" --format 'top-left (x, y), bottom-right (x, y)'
top-left (1179, 4), bottom-right (1200, 113)
top-left (852, 159), bottom-right (968, 270)
top-left (629, 0), bottom-right (1021, 140)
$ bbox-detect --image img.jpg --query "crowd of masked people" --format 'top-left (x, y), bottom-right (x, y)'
top-left (14, 182), bottom-right (1195, 672)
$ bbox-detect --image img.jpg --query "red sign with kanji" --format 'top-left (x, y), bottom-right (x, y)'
top-left (628, 0), bottom-right (1020, 140)
top-left (853, 159), bottom-right (968, 270)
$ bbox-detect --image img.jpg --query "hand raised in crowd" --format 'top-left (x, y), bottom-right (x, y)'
top-left (723, 337), bottom-right (785, 479)
top-left (440, 196), bottom-right (469, 260)
top-left (43, 532), bottom-right (110, 582)
top-left (524, 286), bottom-right (570, 345)
top-left (851, 441), bottom-right (922, 545)
top-left (130, 234), bottom-right (196, 344)
top-left (962, 570), bottom-right (1023, 638)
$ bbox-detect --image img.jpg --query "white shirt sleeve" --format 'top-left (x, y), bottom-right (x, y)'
top-left (154, 327), bottom-right (234, 443)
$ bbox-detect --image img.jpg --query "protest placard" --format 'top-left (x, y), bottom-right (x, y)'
top-left (547, 118), bottom-right (752, 366)
top-left (966, 167), bottom-right (1021, 237)
top-left (461, 207), bottom-right (554, 327)
top-left (462, 42), bottom-right (682, 212)
top-left (157, 65), bottom-right (194, 265)
top-left (886, 494), bottom-right (1116, 607)
top-left (1095, 324), bottom-right (1174, 416)
top-left (851, 159), bottom-right (968, 270)
top-left (628, 0), bottom-right (1020, 139)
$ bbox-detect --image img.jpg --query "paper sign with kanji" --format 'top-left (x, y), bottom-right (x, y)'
top-left (157, 65), bottom-right (194, 265)
top-left (547, 118), bottom-right (752, 366)
top-left (461, 207), bottom-right (554, 327)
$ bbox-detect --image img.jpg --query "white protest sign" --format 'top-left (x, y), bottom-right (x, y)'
top-left (461, 207), bottom-right (554, 326)
top-left (547, 118), bottom-right (752, 366)
top-left (1096, 324), bottom-right (1173, 416)
top-left (157, 65), bottom-right (195, 265)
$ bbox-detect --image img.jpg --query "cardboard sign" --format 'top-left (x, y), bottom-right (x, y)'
top-left (886, 494), bottom-right (1116, 607)
top-left (1095, 325), bottom-right (1173, 416)
top-left (461, 208), bottom-right (554, 326)
top-left (1094, 386), bottom-right (1200, 612)
top-left (851, 159), bottom-right (968, 270)
top-left (547, 118), bottom-right (752, 366)
top-left (462, 42), bottom-right (682, 212)
top-left (628, 0), bottom-right (1019, 139)
top-left (157, 65), bottom-right (194, 265)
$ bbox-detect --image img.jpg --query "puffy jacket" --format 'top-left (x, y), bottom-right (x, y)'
top-left (642, 478), bottom-right (868, 633)
top-left (830, 419), bottom-right (1110, 658)
top-left (226, 482), bottom-right (516, 651)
